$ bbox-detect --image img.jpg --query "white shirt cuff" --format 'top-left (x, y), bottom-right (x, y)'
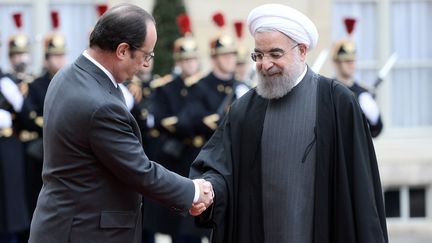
top-left (193, 181), bottom-right (200, 203)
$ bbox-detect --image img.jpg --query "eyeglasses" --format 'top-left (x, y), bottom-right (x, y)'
top-left (132, 45), bottom-right (155, 62)
top-left (251, 44), bottom-right (300, 62)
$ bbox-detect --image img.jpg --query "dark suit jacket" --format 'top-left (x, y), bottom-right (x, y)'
top-left (28, 55), bottom-right (195, 243)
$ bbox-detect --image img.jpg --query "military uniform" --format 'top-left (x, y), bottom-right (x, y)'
top-left (7, 13), bottom-right (34, 96)
top-left (332, 39), bottom-right (383, 137)
top-left (0, 69), bottom-right (32, 242)
top-left (2, 16), bottom-right (36, 240)
top-left (142, 26), bottom-right (210, 242)
top-left (127, 73), bottom-right (161, 161)
top-left (22, 24), bottom-right (67, 215)
top-left (190, 32), bottom-right (249, 141)
top-left (23, 71), bottom-right (51, 213)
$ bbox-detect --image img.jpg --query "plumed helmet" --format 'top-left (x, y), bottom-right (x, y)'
top-left (332, 17), bottom-right (357, 61)
top-left (332, 39), bottom-right (356, 61)
top-left (44, 10), bottom-right (66, 55)
top-left (210, 12), bottom-right (237, 56)
top-left (8, 13), bottom-right (29, 55)
top-left (173, 14), bottom-right (199, 60)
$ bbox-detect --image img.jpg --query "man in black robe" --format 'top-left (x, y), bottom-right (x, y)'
top-left (190, 3), bottom-right (388, 243)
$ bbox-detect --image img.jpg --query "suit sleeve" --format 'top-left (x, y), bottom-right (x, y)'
top-left (88, 102), bottom-right (195, 213)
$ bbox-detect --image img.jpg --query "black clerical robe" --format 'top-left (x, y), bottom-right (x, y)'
top-left (190, 73), bottom-right (388, 243)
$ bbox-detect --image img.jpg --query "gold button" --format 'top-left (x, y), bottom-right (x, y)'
top-left (225, 86), bottom-right (232, 94)
top-left (149, 129), bottom-right (160, 138)
top-left (35, 116), bottom-right (44, 127)
top-left (192, 136), bottom-right (204, 148)
top-left (2, 128), bottom-right (13, 137)
top-left (29, 111), bottom-right (37, 119)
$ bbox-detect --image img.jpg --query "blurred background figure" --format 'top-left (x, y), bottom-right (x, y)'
top-left (233, 20), bottom-right (253, 86)
top-left (128, 60), bottom-right (161, 162)
top-left (0, 29), bottom-right (32, 243)
top-left (7, 12), bottom-right (33, 96)
top-left (142, 13), bottom-right (210, 243)
top-left (23, 10), bottom-right (67, 221)
top-left (332, 17), bottom-right (383, 137)
top-left (191, 12), bottom-right (249, 142)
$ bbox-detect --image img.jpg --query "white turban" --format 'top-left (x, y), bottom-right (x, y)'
top-left (247, 4), bottom-right (319, 50)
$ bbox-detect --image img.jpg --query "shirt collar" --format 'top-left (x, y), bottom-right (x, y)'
top-left (83, 50), bottom-right (118, 88)
top-left (293, 65), bottom-right (308, 87)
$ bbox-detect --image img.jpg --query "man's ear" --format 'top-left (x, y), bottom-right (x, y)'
top-left (298, 44), bottom-right (308, 61)
top-left (116, 42), bottom-right (129, 60)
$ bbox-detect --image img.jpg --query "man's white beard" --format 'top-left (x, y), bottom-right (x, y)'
top-left (256, 63), bottom-right (303, 99)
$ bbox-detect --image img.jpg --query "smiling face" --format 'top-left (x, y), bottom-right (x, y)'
top-left (254, 30), bottom-right (307, 99)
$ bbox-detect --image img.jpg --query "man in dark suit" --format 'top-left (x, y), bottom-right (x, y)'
top-left (28, 4), bottom-right (213, 243)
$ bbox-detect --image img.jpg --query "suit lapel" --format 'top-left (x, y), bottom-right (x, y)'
top-left (75, 55), bottom-right (121, 101)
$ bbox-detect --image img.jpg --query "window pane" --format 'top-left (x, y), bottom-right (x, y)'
top-left (391, 1), bottom-right (432, 127)
top-left (391, 68), bottom-right (432, 126)
top-left (384, 189), bottom-right (401, 217)
top-left (409, 187), bottom-right (426, 218)
top-left (392, 2), bottom-right (432, 60)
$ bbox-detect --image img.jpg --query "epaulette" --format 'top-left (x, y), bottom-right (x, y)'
top-left (149, 74), bottom-right (173, 89)
top-left (184, 72), bottom-right (204, 87)
top-left (130, 75), bottom-right (141, 84)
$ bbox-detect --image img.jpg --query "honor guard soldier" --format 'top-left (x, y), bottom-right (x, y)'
top-left (142, 13), bottom-right (210, 243)
top-left (332, 17), bottom-right (383, 137)
top-left (191, 12), bottom-right (249, 141)
top-left (0, 29), bottom-right (32, 243)
top-left (22, 10), bottom-right (68, 214)
top-left (7, 12), bottom-right (34, 95)
top-left (233, 20), bottom-right (252, 84)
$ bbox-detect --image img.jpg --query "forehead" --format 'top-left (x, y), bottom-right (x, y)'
top-left (254, 31), bottom-right (292, 51)
top-left (142, 21), bottom-right (157, 51)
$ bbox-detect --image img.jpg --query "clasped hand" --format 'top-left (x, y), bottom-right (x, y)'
top-left (190, 179), bottom-right (214, 216)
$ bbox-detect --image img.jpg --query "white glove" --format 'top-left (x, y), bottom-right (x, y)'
top-left (358, 92), bottom-right (380, 125)
top-left (0, 109), bottom-right (13, 128)
top-left (0, 77), bottom-right (24, 112)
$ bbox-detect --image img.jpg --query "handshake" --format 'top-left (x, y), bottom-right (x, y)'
top-left (190, 179), bottom-right (214, 216)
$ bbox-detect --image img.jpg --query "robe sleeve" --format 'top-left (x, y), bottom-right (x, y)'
top-left (332, 82), bottom-right (388, 243)
top-left (189, 113), bottom-right (232, 233)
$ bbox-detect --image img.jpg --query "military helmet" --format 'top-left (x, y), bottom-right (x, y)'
top-left (333, 17), bottom-right (357, 62)
top-left (332, 39), bottom-right (356, 62)
top-left (210, 12), bottom-right (237, 56)
top-left (44, 33), bottom-right (66, 55)
top-left (233, 20), bottom-right (249, 64)
top-left (8, 13), bottom-right (29, 55)
top-left (8, 33), bottom-right (29, 54)
top-left (173, 14), bottom-right (199, 60)
top-left (173, 36), bottom-right (199, 61)
top-left (44, 10), bottom-right (66, 55)
top-left (210, 34), bottom-right (237, 56)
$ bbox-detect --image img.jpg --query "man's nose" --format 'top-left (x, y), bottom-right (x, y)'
top-left (260, 58), bottom-right (274, 70)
